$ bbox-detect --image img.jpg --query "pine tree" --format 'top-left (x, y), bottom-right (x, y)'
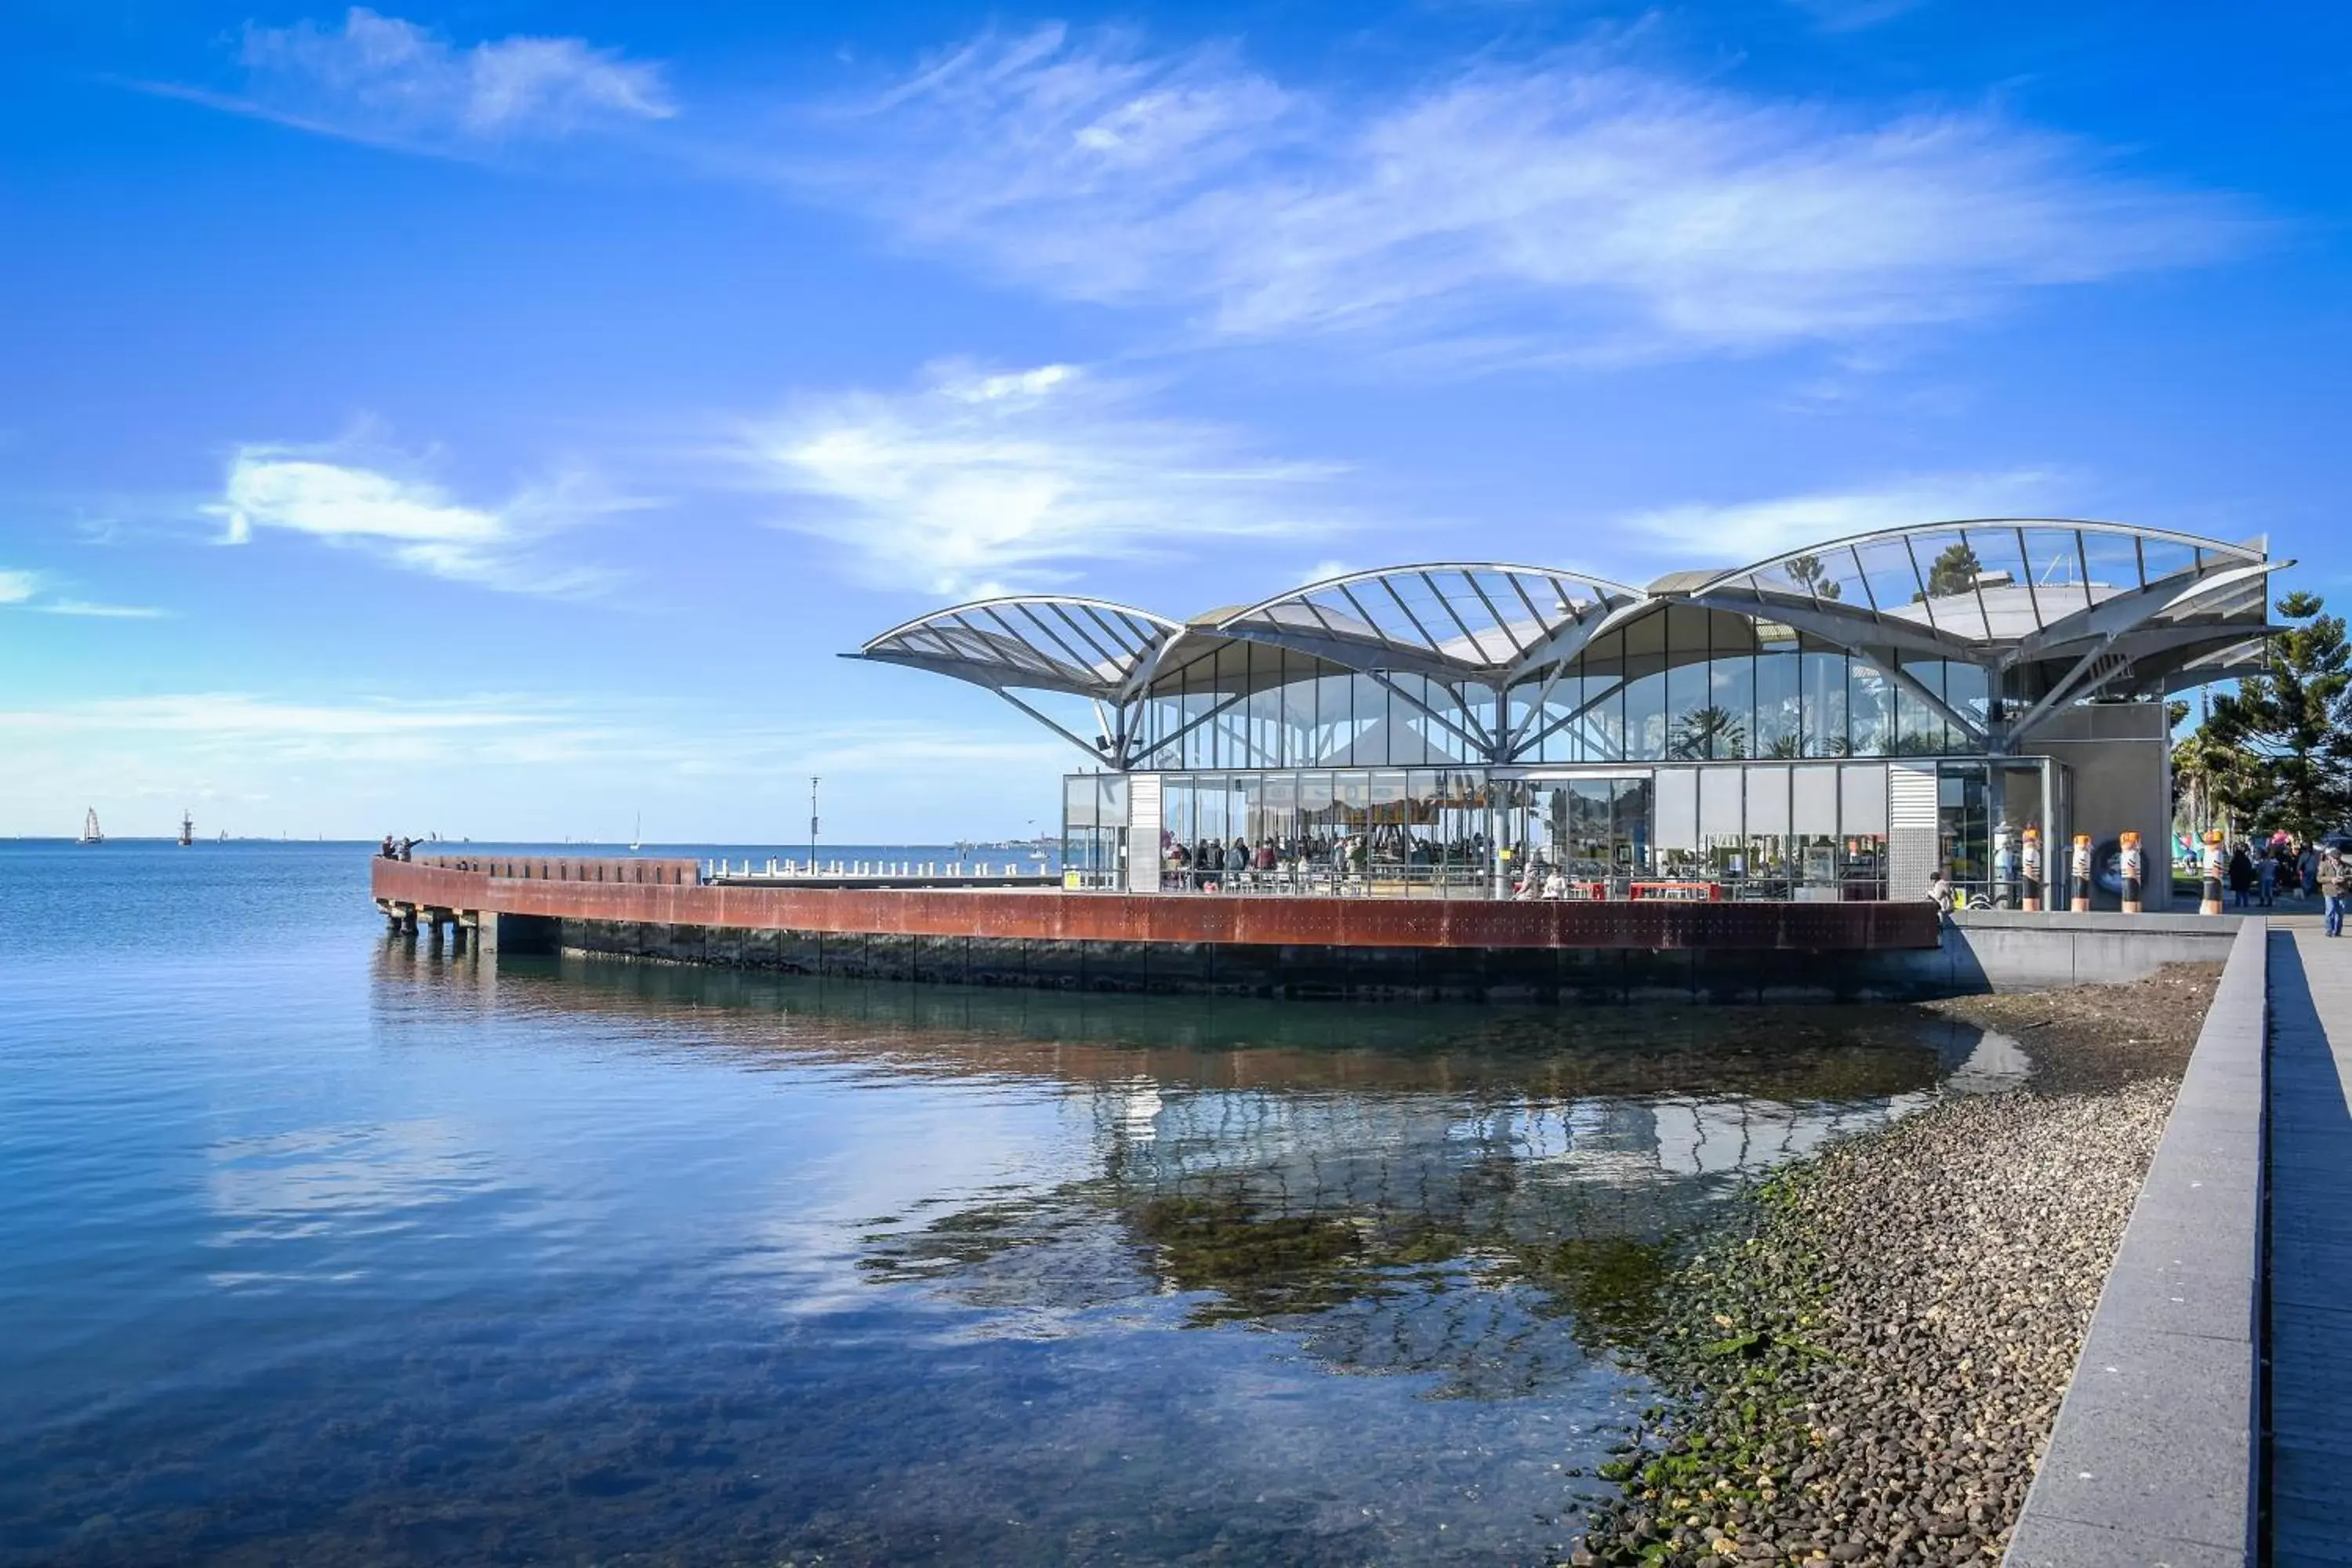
top-left (1784, 554), bottom-right (1842, 601)
top-left (1919, 541), bottom-right (1984, 600)
top-left (2198, 591), bottom-right (2352, 842)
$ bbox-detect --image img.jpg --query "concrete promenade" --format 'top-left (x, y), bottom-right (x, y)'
top-left (2267, 927), bottom-right (2352, 1566)
top-left (2005, 919), bottom-right (2267, 1568)
top-left (2007, 923), bottom-right (2352, 1566)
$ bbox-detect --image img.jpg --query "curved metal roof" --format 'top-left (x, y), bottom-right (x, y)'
top-left (1206, 564), bottom-right (1646, 682)
top-left (855, 596), bottom-right (1186, 699)
top-left (1692, 519), bottom-right (2277, 658)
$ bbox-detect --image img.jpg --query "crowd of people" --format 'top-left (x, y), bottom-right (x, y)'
top-left (1160, 829), bottom-right (1497, 891)
top-left (2212, 831), bottom-right (2349, 935)
top-left (2216, 833), bottom-right (2325, 909)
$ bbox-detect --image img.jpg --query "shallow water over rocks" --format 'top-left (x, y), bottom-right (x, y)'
top-left (0, 843), bottom-right (2025, 1565)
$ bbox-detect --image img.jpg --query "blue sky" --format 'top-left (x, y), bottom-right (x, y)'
top-left (3, 0), bottom-right (2347, 841)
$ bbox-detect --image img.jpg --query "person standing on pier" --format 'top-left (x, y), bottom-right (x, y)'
top-left (2321, 848), bottom-right (2347, 938)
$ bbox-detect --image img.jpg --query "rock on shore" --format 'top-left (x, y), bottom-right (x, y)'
top-left (1571, 964), bottom-right (2222, 1568)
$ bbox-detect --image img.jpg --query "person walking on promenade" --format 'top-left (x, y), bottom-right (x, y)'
top-left (2299, 842), bottom-right (2319, 901)
top-left (2228, 843), bottom-right (2255, 908)
top-left (2321, 847), bottom-right (2348, 938)
top-left (2259, 844), bottom-right (2279, 908)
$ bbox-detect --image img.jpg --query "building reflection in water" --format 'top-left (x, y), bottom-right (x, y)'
top-left (374, 944), bottom-right (2025, 1400)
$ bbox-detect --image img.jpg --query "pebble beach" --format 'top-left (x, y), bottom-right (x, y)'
top-left (1571, 964), bottom-right (2225, 1568)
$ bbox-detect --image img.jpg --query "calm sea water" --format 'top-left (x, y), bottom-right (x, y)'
top-left (0, 842), bottom-right (2024, 1566)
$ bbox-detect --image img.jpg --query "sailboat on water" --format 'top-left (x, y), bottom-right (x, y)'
top-left (180, 811), bottom-right (194, 848)
top-left (630, 811), bottom-right (643, 852)
top-left (76, 808), bottom-right (103, 845)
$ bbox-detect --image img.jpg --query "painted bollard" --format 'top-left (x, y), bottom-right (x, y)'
top-left (2071, 833), bottom-right (2093, 913)
top-left (2020, 826), bottom-right (2043, 912)
top-left (2200, 829), bottom-right (2227, 916)
top-left (2120, 830), bottom-right (2144, 914)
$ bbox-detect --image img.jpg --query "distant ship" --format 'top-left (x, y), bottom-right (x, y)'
top-left (77, 808), bottom-right (103, 845)
top-left (180, 811), bottom-right (194, 848)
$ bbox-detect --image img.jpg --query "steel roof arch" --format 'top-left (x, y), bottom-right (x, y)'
top-left (1206, 562), bottom-right (1647, 683)
top-left (853, 595), bottom-right (1189, 700)
top-left (1693, 518), bottom-right (2266, 597)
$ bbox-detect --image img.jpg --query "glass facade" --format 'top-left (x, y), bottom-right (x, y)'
top-left (1131, 604), bottom-right (1999, 771)
top-left (870, 523), bottom-right (2270, 907)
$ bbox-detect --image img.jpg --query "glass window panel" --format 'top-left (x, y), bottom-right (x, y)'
top-left (2079, 531), bottom-right (2143, 601)
top-left (1162, 775), bottom-right (1195, 845)
top-left (1064, 774), bottom-right (1098, 829)
top-left (1307, 673), bottom-right (1348, 766)
top-left (1194, 775), bottom-right (1230, 844)
top-left (1945, 662), bottom-right (1990, 748)
top-left (1755, 650), bottom-right (1801, 758)
top-left (1298, 771), bottom-right (1336, 840)
top-left (1847, 659), bottom-right (1893, 756)
top-left (1624, 656), bottom-right (1667, 760)
top-left (2139, 537), bottom-right (2198, 587)
top-left (1666, 655), bottom-right (1711, 760)
top-left (1245, 644), bottom-right (1284, 769)
top-left (1611, 779), bottom-right (1653, 876)
top-left (1802, 651), bottom-right (1849, 757)
top-left (2023, 528), bottom-right (2093, 622)
top-left (1421, 677), bottom-right (1478, 764)
top-left (1279, 652), bottom-right (1314, 768)
top-left (1853, 538), bottom-right (1921, 614)
top-left (1896, 659), bottom-right (1945, 756)
top-left (1964, 528), bottom-right (2038, 641)
top-left (1708, 654), bottom-right (1754, 760)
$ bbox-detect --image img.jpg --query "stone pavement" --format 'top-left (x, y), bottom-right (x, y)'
top-left (2267, 926), bottom-right (2352, 1567)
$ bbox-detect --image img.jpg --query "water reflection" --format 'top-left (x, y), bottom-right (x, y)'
top-left (14, 846), bottom-right (2056, 1566)
top-left (376, 945), bottom-right (2023, 1404)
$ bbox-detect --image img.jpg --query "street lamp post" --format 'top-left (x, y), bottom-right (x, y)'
top-left (809, 776), bottom-right (820, 875)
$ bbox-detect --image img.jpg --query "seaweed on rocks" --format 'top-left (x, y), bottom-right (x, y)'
top-left (1568, 964), bottom-right (2222, 1568)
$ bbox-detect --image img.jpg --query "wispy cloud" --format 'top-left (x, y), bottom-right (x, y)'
top-left (737, 360), bottom-right (1343, 596)
top-left (0, 566), bottom-right (167, 619)
top-left (1616, 468), bottom-right (2075, 565)
top-left (136, 6), bottom-right (673, 154)
top-left (808, 26), bottom-right (2252, 360)
top-left (206, 436), bottom-right (641, 596)
top-left (1784, 0), bottom-right (1929, 31)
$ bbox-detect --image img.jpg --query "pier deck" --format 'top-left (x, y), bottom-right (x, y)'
top-left (2267, 927), bottom-right (2352, 1566)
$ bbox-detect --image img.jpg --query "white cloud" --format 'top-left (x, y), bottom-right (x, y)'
top-left (812, 27), bottom-right (2251, 358)
top-left (0, 567), bottom-right (166, 619)
top-left (739, 360), bottom-right (1343, 596)
top-left (37, 600), bottom-right (169, 619)
top-left (143, 7), bottom-right (673, 153)
top-left (1616, 469), bottom-right (2074, 566)
top-left (207, 439), bottom-right (636, 596)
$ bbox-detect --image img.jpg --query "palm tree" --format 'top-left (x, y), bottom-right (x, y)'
top-left (1671, 706), bottom-right (1749, 760)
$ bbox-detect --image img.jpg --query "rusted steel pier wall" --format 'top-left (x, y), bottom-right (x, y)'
top-left (373, 857), bottom-right (1947, 1003)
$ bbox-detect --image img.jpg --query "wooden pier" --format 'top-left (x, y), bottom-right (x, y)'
top-left (371, 853), bottom-right (1944, 1002)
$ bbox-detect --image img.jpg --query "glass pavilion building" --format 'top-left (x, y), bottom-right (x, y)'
top-left (854, 522), bottom-right (2285, 907)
